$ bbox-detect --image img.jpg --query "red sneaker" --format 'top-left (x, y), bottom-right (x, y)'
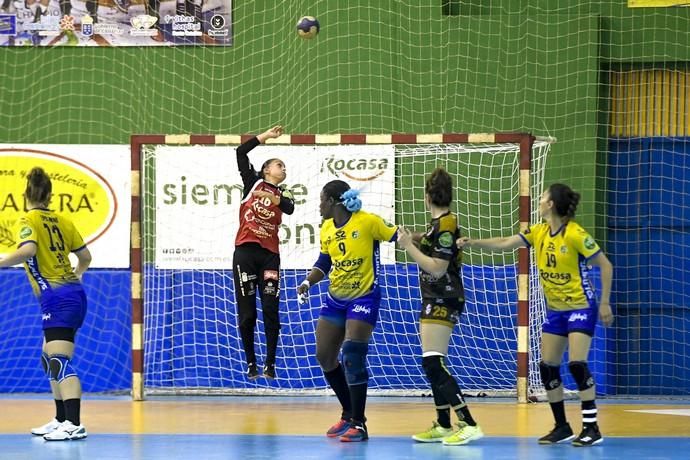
top-left (340, 422), bottom-right (368, 442)
top-left (326, 418), bottom-right (351, 438)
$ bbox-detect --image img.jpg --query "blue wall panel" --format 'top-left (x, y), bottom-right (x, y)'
top-left (609, 137), bottom-right (690, 394)
top-left (0, 270), bottom-right (132, 393)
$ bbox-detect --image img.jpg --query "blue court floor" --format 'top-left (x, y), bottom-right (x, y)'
top-left (3, 395), bottom-right (690, 459)
top-left (2, 434), bottom-right (690, 460)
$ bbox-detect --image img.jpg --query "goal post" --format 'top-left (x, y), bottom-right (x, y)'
top-left (130, 133), bottom-right (551, 402)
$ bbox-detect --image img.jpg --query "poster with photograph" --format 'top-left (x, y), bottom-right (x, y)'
top-left (0, 0), bottom-right (231, 46)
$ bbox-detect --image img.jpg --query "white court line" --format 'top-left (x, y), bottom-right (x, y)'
top-left (626, 409), bottom-right (690, 417)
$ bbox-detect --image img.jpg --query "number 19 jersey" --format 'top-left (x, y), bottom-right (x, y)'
top-left (16, 208), bottom-right (86, 297)
top-left (519, 221), bottom-right (601, 311)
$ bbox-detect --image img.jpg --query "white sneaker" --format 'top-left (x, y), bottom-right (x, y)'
top-left (43, 421), bottom-right (88, 441)
top-left (31, 418), bottom-right (61, 436)
top-left (442, 423), bottom-right (484, 446)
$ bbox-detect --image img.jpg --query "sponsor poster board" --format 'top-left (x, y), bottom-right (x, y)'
top-left (628, 0), bottom-right (689, 6)
top-left (0, 145), bottom-right (131, 268)
top-left (154, 144), bottom-right (396, 270)
top-left (0, 0), bottom-right (231, 47)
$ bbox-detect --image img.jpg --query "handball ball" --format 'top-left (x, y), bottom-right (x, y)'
top-left (296, 16), bottom-right (320, 39)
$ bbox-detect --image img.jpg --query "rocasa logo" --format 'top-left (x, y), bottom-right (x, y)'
top-left (321, 156), bottom-right (389, 182)
top-left (0, 149), bottom-right (116, 252)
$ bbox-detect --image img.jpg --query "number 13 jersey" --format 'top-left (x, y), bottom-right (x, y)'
top-left (16, 208), bottom-right (86, 296)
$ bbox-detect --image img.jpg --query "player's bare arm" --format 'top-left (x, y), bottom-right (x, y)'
top-left (398, 226), bottom-right (449, 278)
top-left (0, 242), bottom-right (37, 267)
top-left (257, 125), bottom-right (284, 143)
top-left (457, 234), bottom-right (524, 251)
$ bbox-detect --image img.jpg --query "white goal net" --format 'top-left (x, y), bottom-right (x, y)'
top-left (134, 134), bottom-right (551, 400)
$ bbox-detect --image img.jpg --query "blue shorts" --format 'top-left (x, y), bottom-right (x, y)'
top-left (39, 284), bottom-right (88, 330)
top-left (542, 307), bottom-right (597, 337)
top-left (320, 290), bottom-right (381, 327)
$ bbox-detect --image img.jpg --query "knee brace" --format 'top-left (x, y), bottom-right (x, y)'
top-left (41, 352), bottom-right (50, 379)
top-left (539, 361), bottom-right (562, 391)
top-left (342, 341), bottom-right (368, 385)
top-left (49, 355), bottom-right (77, 383)
top-left (423, 355), bottom-right (464, 406)
top-left (422, 355), bottom-right (454, 388)
top-left (568, 361), bottom-right (595, 391)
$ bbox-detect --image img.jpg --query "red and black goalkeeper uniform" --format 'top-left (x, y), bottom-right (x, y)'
top-left (233, 136), bottom-right (294, 370)
top-left (234, 137), bottom-right (294, 252)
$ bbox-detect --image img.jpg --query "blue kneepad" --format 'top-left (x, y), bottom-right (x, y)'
top-left (48, 355), bottom-right (77, 383)
top-left (41, 352), bottom-right (50, 378)
top-left (342, 341), bottom-right (368, 385)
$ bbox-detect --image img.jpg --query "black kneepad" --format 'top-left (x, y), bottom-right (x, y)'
top-left (539, 361), bottom-right (562, 391)
top-left (568, 361), bottom-right (594, 391)
top-left (422, 355), bottom-right (452, 387)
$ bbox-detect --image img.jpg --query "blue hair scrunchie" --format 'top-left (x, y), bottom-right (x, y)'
top-left (340, 189), bottom-right (362, 212)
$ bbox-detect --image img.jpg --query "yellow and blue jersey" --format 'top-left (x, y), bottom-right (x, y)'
top-left (16, 208), bottom-right (86, 297)
top-left (519, 221), bottom-right (600, 311)
top-left (317, 210), bottom-right (397, 301)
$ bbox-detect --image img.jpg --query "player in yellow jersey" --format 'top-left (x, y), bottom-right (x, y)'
top-left (297, 180), bottom-right (398, 442)
top-left (458, 183), bottom-right (613, 447)
top-left (398, 168), bottom-right (484, 446)
top-left (0, 167), bottom-right (92, 441)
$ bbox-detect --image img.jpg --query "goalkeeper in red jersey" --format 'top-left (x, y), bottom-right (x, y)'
top-left (233, 125), bottom-right (294, 380)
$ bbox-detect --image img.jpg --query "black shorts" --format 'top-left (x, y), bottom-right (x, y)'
top-left (420, 298), bottom-right (465, 327)
top-left (44, 327), bottom-right (76, 343)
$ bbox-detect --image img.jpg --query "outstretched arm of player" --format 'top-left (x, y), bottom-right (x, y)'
top-left (236, 125), bottom-right (284, 183)
top-left (0, 242), bottom-right (36, 267)
top-left (73, 247), bottom-right (92, 280)
top-left (397, 226), bottom-right (449, 278)
top-left (256, 125), bottom-right (283, 143)
top-left (457, 234), bottom-right (525, 251)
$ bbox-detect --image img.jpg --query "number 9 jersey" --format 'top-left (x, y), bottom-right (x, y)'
top-left (319, 210), bottom-right (398, 301)
top-left (16, 208), bottom-right (86, 297)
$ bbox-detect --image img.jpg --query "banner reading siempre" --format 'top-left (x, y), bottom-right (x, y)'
top-left (0, 145), bottom-right (131, 268)
top-left (0, 0), bottom-right (231, 47)
top-left (154, 144), bottom-right (396, 270)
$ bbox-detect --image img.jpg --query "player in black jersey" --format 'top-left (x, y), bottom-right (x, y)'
top-left (397, 167), bottom-right (484, 446)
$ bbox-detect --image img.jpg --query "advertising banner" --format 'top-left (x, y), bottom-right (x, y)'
top-left (0, 145), bottom-right (131, 268)
top-left (0, 0), bottom-right (231, 46)
top-left (628, 1), bottom-right (688, 6)
top-left (154, 144), bottom-right (396, 270)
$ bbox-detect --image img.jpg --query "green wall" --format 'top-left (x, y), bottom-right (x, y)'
top-left (1, 1), bottom-right (688, 235)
